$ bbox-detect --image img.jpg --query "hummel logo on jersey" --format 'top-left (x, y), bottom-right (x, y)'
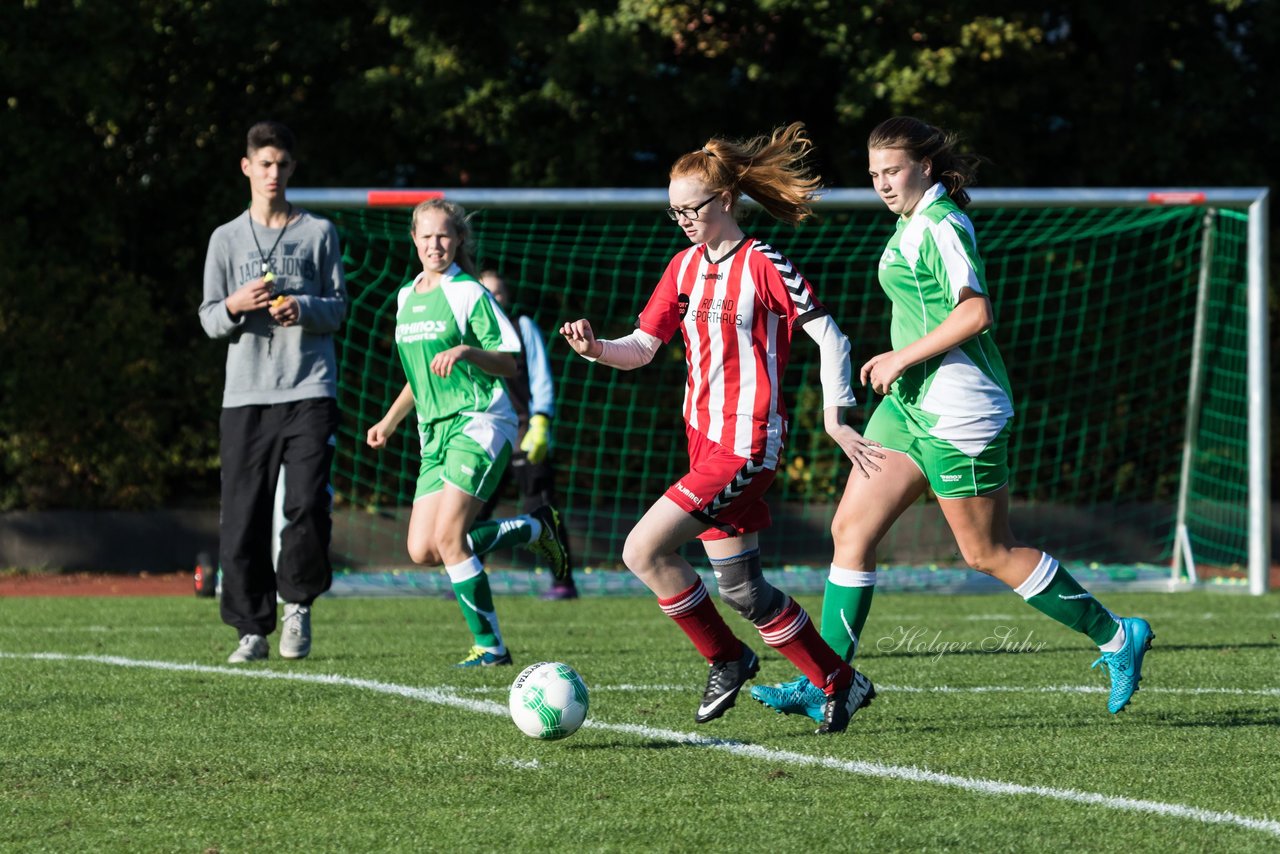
top-left (703, 272), bottom-right (722, 281)
top-left (1058, 593), bottom-right (1093, 600)
top-left (412, 305), bottom-right (426, 312)
top-left (675, 482), bottom-right (703, 506)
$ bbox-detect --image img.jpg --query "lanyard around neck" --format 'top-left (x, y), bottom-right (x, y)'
top-left (249, 203), bottom-right (293, 276)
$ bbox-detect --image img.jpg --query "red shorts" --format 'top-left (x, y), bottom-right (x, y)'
top-left (664, 425), bottom-right (776, 541)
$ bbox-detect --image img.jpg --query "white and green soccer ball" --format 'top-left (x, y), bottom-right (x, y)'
top-left (508, 661), bottom-right (589, 740)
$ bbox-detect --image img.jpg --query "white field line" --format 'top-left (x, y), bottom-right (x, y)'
top-left (3, 651), bottom-right (1279, 839)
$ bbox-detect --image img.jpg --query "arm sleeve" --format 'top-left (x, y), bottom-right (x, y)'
top-left (197, 229), bottom-right (242, 339)
top-left (802, 313), bottom-right (858, 409)
top-left (751, 245), bottom-right (851, 405)
top-left (584, 328), bottom-right (662, 370)
top-left (520, 316), bottom-right (556, 417)
top-left (295, 221), bottom-right (349, 333)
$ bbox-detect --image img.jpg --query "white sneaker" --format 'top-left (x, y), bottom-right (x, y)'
top-left (228, 634), bottom-right (268, 663)
top-left (279, 604), bottom-right (312, 660)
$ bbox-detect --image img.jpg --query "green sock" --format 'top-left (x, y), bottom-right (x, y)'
top-left (448, 559), bottom-right (503, 648)
top-left (468, 516), bottom-right (534, 558)
top-left (1018, 553), bottom-right (1119, 646)
top-left (820, 566), bottom-right (877, 662)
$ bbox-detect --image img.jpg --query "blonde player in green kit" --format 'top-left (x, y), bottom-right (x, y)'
top-left (366, 199), bottom-right (568, 667)
top-left (753, 116), bottom-right (1153, 720)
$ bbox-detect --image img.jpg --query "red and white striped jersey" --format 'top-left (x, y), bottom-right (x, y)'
top-left (638, 237), bottom-right (828, 467)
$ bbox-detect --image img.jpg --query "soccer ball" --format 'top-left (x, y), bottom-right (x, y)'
top-left (508, 661), bottom-right (589, 740)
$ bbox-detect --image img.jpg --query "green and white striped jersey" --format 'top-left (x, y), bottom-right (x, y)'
top-left (394, 264), bottom-right (522, 427)
top-left (876, 183), bottom-right (1014, 423)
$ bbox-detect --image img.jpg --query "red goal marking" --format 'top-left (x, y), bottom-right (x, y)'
top-left (1147, 191), bottom-right (1207, 206)
top-left (367, 190), bottom-right (446, 207)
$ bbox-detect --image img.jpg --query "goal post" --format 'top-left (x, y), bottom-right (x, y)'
top-left (290, 186), bottom-right (1270, 595)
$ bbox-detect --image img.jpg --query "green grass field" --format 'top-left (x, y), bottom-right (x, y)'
top-left (2, 590), bottom-right (1278, 852)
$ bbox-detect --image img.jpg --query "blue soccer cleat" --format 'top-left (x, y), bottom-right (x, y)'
top-left (1091, 617), bottom-right (1154, 714)
top-left (750, 675), bottom-right (828, 724)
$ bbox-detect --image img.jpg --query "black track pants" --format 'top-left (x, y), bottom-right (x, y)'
top-left (218, 398), bottom-right (338, 637)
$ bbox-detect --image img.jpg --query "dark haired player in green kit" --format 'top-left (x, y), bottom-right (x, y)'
top-left (753, 116), bottom-right (1154, 722)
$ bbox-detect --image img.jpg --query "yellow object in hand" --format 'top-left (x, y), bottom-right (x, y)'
top-left (520, 414), bottom-right (551, 464)
top-left (264, 271), bottom-right (284, 306)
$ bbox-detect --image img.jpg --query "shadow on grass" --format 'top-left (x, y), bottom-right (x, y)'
top-left (1154, 708), bottom-right (1280, 727)
top-left (572, 739), bottom-right (751, 750)
top-left (1137, 642), bottom-right (1280, 654)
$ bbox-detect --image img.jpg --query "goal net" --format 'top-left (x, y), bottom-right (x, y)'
top-left (289, 187), bottom-right (1269, 594)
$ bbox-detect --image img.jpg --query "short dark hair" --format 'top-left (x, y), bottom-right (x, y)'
top-left (246, 121), bottom-right (295, 156)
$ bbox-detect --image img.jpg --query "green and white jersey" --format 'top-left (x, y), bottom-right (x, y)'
top-left (395, 264), bottom-right (521, 434)
top-left (877, 183), bottom-right (1014, 430)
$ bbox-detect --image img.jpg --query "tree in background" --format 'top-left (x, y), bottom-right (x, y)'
top-left (1, 0), bottom-right (1275, 510)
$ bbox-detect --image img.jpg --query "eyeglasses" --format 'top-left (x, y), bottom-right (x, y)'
top-left (664, 194), bottom-right (719, 222)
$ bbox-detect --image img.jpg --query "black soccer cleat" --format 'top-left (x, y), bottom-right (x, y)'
top-left (695, 644), bottom-right (759, 723)
top-left (550, 504), bottom-right (576, 585)
top-left (528, 505), bottom-right (571, 583)
top-left (816, 668), bottom-right (876, 735)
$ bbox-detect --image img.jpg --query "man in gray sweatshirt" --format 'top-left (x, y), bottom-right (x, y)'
top-left (198, 121), bottom-right (347, 663)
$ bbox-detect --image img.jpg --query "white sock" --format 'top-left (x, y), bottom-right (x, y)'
top-left (444, 556), bottom-right (484, 584)
top-left (1098, 620), bottom-right (1126, 653)
top-left (829, 564), bottom-right (877, 588)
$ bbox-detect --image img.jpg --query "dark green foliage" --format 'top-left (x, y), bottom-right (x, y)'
top-left (0, 1), bottom-right (1276, 509)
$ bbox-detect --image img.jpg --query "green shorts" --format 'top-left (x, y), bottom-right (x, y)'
top-left (415, 414), bottom-right (513, 502)
top-left (864, 394), bottom-right (1011, 498)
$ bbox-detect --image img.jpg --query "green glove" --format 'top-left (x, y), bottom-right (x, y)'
top-left (520, 414), bottom-right (551, 464)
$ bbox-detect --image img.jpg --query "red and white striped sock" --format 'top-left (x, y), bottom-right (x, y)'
top-left (757, 597), bottom-right (851, 695)
top-left (658, 578), bottom-right (742, 663)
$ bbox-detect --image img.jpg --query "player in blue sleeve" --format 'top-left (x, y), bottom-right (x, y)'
top-left (479, 269), bottom-right (578, 600)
